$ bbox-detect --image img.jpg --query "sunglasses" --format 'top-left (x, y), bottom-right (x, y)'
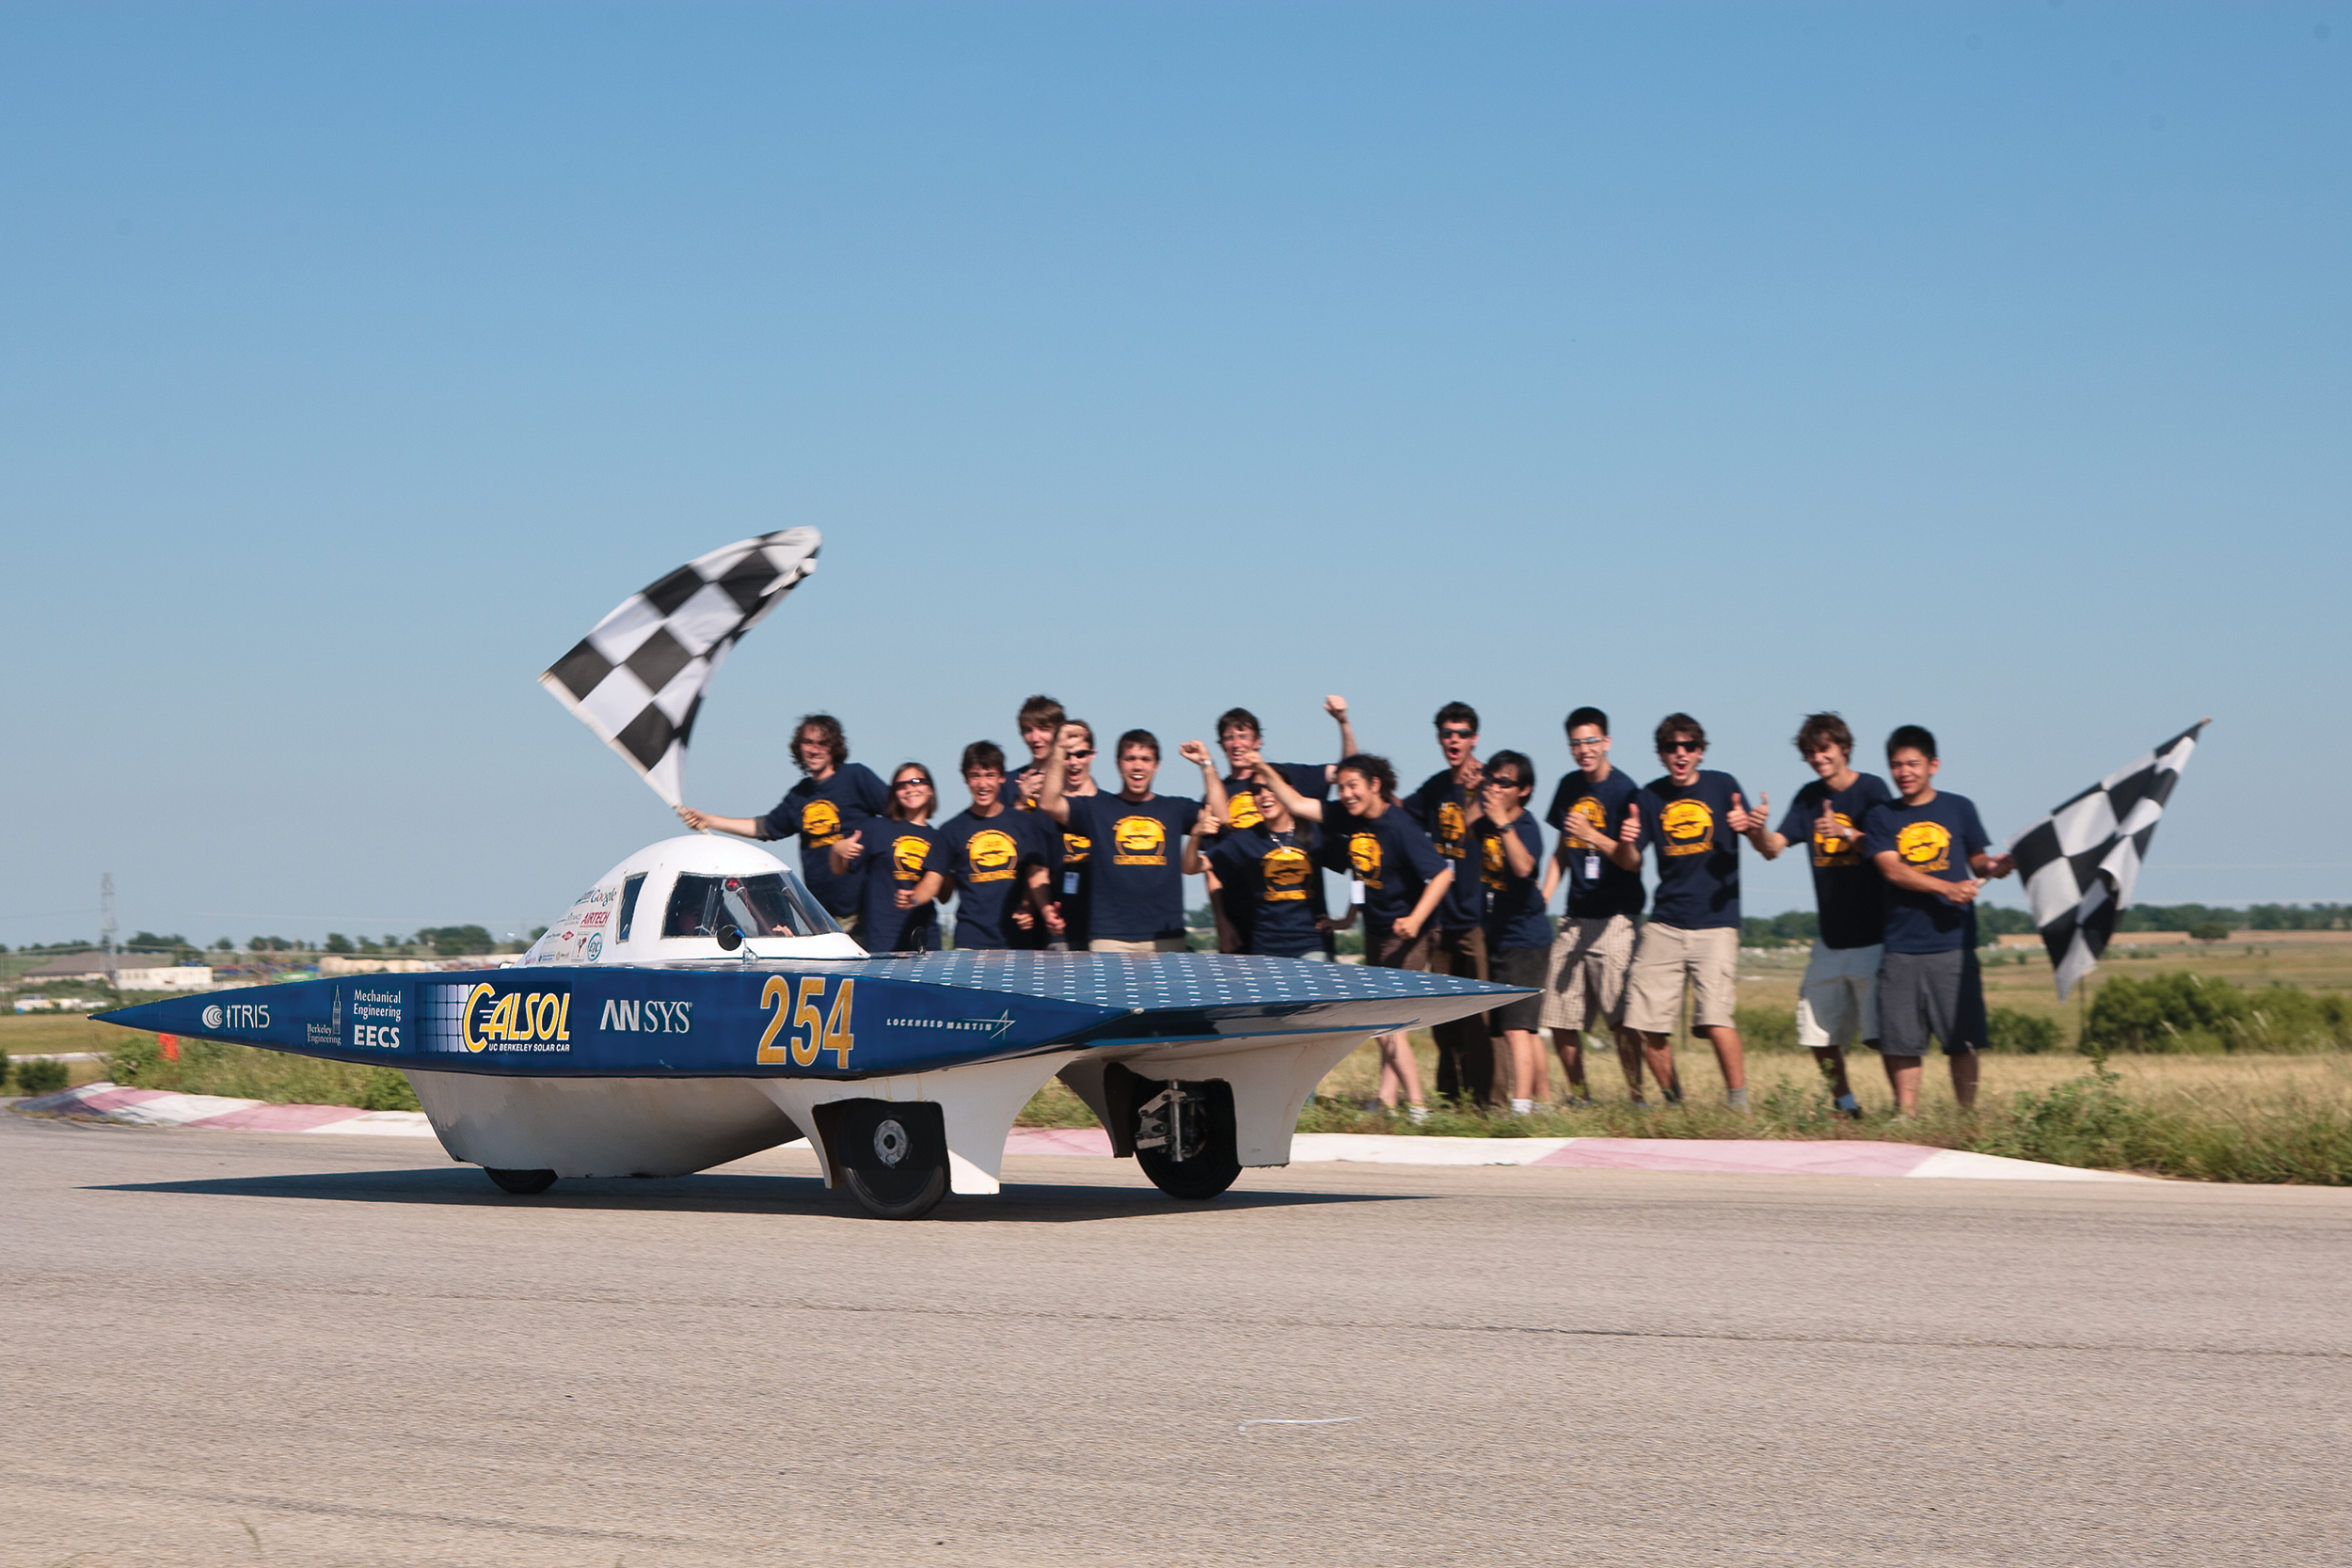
top-left (1066, 748), bottom-right (1096, 758)
top-left (894, 778), bottom-right (933, 790)
top-left (1661, 740), bottom-right (1704, 753)
top-left (1438, 727), bottom-right (1475, 740)
top-left (1484, 776), bottom-right (1524, 790)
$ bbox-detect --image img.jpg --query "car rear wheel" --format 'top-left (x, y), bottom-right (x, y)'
top-left (484, 1167), bottom-right (557, 1195)
top-left (830, 1100), bottom-right (951, 1220)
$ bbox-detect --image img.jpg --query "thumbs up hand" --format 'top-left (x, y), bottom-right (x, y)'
top-left (834, 830), bottom-right (865, 864)
top-left (1618, 800), bottom-right (1642, 845)
top-left (1728, 792), bottom-right (1764, 833)
top-left (1815, 793), bottom-right (1845, 845)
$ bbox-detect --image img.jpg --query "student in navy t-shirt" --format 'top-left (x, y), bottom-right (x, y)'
top-left (830, 762), bottom-right (946, 952)
top-left (1206, 801), bottom-right (1329, 960)
top-left (1620, 713), bottom-right (1779, 1109)
top-left (1040, 726), bottom-right (1227, 951)
top-left (1862, 723), bottom-right (2015, 1115)
top-left (1401, 702), bottom-right (1499, 1108)
top-left (936, 740), bottom-right (1052, 950)
top-left (675, 713), bottom-right (888, 925)
top-left (1475, 751), bottom-right (1553, 1116)
top-left (1536, 706), bottom-right (1650, 1107)
top-left (1761, 712), bottom-right (1895, 1117)
top-left (1263, 752), bottom-right (1449, 1120)
top-left (1204, 700), bottom-right (1351, 951)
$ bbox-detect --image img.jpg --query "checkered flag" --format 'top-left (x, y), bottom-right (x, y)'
top-left (2010, 721), bottom-right (2206, 1000)
top-left (539, 529), bottom-right (821, 806)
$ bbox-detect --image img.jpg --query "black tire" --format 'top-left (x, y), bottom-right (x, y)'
top-left (829, 1100), bottom-right (951, 1220)
top-left (484, 1167), bottom-right (557, 1195)
top-left (1134, 1078), bottom-right (1242, 1201)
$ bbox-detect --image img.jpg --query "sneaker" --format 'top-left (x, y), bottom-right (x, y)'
top-left (1834, 1093), bottom-right (1863, 1118)
top-left (1405, 1103), bottom-right (1430, 1125)
top-left (1566, 1096), bottom-right (1597, 1110)
top-left (1727, 1087), bottom-right (1751, 1112)
top-left (1509, 1098), bottom-right (1534, 1117)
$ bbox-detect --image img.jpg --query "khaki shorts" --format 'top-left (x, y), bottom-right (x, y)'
top-left (1623, 923), bottom-right (1740, 1035)
top-left (1088, 937), bottom-right (1189, 954)
top-left (1538, 914), bottom-right (1636, 1033)
top-left (1365, 919), bottom-right (1437, 973)
top-left (1797, 940), bottom-right (1882, 1049)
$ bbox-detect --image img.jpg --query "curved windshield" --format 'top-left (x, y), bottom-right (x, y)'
top-left (661, 872), bottom-right (842, 941)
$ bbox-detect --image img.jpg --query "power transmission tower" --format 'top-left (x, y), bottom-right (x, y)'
top-left (100, 872), bottom-right (118, 988)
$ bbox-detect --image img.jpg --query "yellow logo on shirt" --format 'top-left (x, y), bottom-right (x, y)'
top-left (1567, 795), bottom-right (1607, 845)
top-left (1349, 832), bottom-right (1385, 889)
top-left (1436, 800), bottom-right (1467, 856)
top-left (1481, 833), bottom-right (1506, 890)
top-left (1226, 790), bottom-right (1265, 831)
top-left (1811, 812), bottom-right (1858, 867)
top-left (802, 800), bottom-right (843, 846)
top-left (1113, 815), bottom-right (1168, 866)
top-left (1661, 798), bottom-right (1714, 857)
top-left (967, 829), bottom-right (1019, 882)
top-left (890, 834), bottom-right (931, 882)
top-left (1063, 832), bottom-right (1090, 865)
top-left (1897, 820), bottom-right (1952, 873)
top-left (1263, 845), bottom-right (1312, 901)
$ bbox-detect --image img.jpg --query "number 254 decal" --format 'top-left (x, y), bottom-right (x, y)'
top-left (756, 975), bottom-right (856, 1068)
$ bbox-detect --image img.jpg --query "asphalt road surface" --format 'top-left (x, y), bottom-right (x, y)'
top-left (5, 1111), bottom-right (2348, 1568)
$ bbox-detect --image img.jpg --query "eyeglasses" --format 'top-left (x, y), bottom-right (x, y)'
top-left (1568, 736), bottom-right (1607, 749)
top-left (1661, 740), bottom-right (1703, 753)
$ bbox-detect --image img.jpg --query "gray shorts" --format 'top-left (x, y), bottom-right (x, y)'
top-left (1876, 948), bottom-right (1987, 1056)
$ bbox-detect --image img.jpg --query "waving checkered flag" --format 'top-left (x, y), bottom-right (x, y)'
top-left (539, 529), bottom-right (821, 806)
top-left (2010, 721), bottom-right (2206, 1000)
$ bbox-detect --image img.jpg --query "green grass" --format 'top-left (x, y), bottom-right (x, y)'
top-left (96, 1033), bottom-right (420, 1112)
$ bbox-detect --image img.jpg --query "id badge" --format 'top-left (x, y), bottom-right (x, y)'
top-left (1350, 879), bottom-right (1367, 906)
top-left (1063, 871), bottom-right (1080, 895)
top-left (1583, 852), bottom-right (1601, 879)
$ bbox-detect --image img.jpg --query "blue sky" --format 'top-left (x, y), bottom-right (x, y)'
top-left (2, 2), bottom-right (2345, 948)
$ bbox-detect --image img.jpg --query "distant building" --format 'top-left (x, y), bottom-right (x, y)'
top-left (319, 955), bottom-right (502, 976)
top-left (17, 951), bottom-right (214, 990)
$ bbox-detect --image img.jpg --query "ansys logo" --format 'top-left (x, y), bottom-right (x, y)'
top-left (1113, 815), bottom-right (1168, 866)
top-left (1897, 820), bottom-right (1953, 872)
top-left (422, 982), bottom-right (574, 1054)
top-left (1661, 798), bottom-right (1715, 857)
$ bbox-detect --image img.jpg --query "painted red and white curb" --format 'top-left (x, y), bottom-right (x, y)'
top-left (15, 1083), bottom-right (2145, 1181)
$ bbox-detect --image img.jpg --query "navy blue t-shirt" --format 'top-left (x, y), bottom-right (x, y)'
top-left (1065, 793), bottom-right (1200, 942)
top-left (937, 805), bottom-right (1043, 950)
top-left (1543, 768), bottom-right (1645, 921)
top-left (1479, 815), bottom-right (1552, 950)
top-left (852, 821), bottom-right (944, 953)
top-left (1216, 762), bottom-right (1329, 836)
top-left (758, 763), bottom-right (890, 918)
top-left (1863, 790), bottom-right (1991, 955)
top-left (1208, 823), bottom-right (1327, 958)
top-left (1406, 769), bottom-right (1486, 930)
top-left (1325, 805), bottom-right (1450, 926)
top-left (1636, 769), bottom-right (1747, 930)
top-left (1778, 773), bottom-right (1895, 951)
top-left (1048, 792), bottom-right (1100, 948)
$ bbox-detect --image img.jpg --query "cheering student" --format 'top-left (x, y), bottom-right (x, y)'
top-left (936, 741), bottom-right (1054, 951)
top-left (1402, 703), bottom-right (1499, 1107)
top-left (1753, 713), bottom-right (1895, 1117)
top-left (1038, 726), bottom-right (1227, 953)
top-left (1040, 719), bottom-right (1104, 950)
top-left (1009, 694), bottom-right (1067, 812)
top-left (1216, 749), bottom-right (1335, 960)
top-left (1620, 713), bottom-right (1777, 1110)
top-left (1278, 755), bottom-right (1452, 1121)
top-left (1204, 699), bottom-right (1354, 950)
top-left (828, 763), bottom-right (946, 953)
top-left (1474, 752), bottom-right (1553, 1115)
top-left (1538, 707), bottom-right (1649, 1107)
top-left (675, 712), bottom-right (888, 928)
top-left (1862, 724), bottom-right (2013, 1114)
